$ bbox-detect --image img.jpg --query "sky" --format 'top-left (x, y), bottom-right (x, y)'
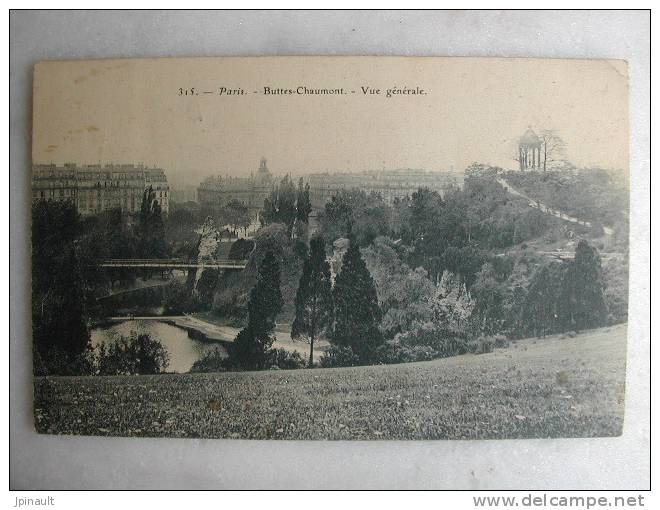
top-left (32, 57), bottom-right (629, 189)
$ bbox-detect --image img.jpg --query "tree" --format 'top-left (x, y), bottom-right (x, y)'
top-left (80, 207), bottom-right (137, 288)
top-left (470, 263), bottom-right (506, 336)
top-left (223, 199), bottom-right (251, 235)
top-left (293, 178), bottom-right (313, 240)
top-left (163, 280), bottom-right (197, 314)
top-left (261, 175), bottom-right (297, 236)
top-left (137, 185), bottom-right (168, 258)
top-left (296, 177), bottom-right (312, 224)
top-left (331, 237), bottom-right (383, 363)
top-left (522, 263), bottom-right (564, 337)
top-left (291, 236), bottom-right (334, 366)
top-left (362, 236), bottom-right (435, 338)
top-left (97, 333), bottom-right (169, 375)
top-left (539, 130), bottom-right (566, 172)
top-left (166, 206), bottom-right (198, 247)
top-left (196, 268), bottom-right (220, 307)
top-left (228, 238), bottom-right (255, 260)
top-left (559, 240), bottom-right (608, 332)
top-left (441, 244), bottom-right (486, 288)
top-left (232, 251), bottom-right (283, 369)
top-left (431, 270), bottom-right (475, 335)
top-left (32, 200), bottom-right (92, 375)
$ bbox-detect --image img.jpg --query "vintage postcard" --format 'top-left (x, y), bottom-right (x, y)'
top-left (31, 57), bottom-right (629, 440)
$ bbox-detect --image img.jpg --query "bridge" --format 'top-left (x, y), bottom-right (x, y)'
top-left (496, 251), bottom-right (623, 262)
top-left (98, 258), bottom-right (248, 270)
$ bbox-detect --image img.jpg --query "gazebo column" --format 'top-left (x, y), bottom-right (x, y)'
top-left (534, 147), bottom-right (539, 168)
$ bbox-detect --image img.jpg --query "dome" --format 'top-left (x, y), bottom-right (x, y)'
top-left (520, 127), bottom-right (540, 146)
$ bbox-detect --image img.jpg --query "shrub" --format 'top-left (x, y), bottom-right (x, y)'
top-left (319, 345), bottom-right (360, 368)
top-left (493, 334), bottom-right (509, 348)
top-left (266, 348), bottom-right (306, 370)
top-left (602, 257), bottom-right (629, 325)
top-left (397, 323), bottom-right (469, 358)
top-left (97, 333), bottom-right (170, 375)
top-left (468, 335), bottom-right (495, 355)
top-left (189, 347), bottom-right (229, 373)
top-left (162, 281), bottom-right (199, 314)
top-left (228, 238), bottom-right (255, 260)
top-left (376, 342), bottom-right (437, 364)
top-left (196, 269), bottom-right (219, 308)
top-left (34, 346), bottom-right (95, 376)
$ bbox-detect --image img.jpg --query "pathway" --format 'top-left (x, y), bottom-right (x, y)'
top-left (496, 177), bottom-right (614, 235)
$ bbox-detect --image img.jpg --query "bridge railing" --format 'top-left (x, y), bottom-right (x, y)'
top-left (98, 258), bottom-right (249, 267)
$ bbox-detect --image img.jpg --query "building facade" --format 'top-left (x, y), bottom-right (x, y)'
top-left (31, 163), bottom-right (170, 215)
top-left (197, 157), bottom-right (273, 212)
top-left (170, 185), bottom-right (198, 204)
top-left (305, 168), bottom-right (460, 209)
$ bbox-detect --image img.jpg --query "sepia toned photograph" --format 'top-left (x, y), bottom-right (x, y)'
top-left (30, 56), bottom-right (630, 441)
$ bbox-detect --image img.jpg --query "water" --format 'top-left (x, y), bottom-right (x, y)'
top-left (91, 320), bottom-right (227, 373)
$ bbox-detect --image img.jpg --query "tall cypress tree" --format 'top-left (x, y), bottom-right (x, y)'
top-left (296, 178), bottom-right (312, 224)
top-left (560, 240), bottom-right (608, 332)
top-left (233, 251), bottom-right (283, 369)
top-left (292, 236), bottom-right (334, 366)
top-left (137, 186), bottom-right (168, 258)
top-left (331, 237), bottom-right (383, 363)
top-left (523, 263), bottom-right (564, 338)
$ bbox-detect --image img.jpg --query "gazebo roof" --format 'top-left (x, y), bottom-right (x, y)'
top-left (520, 128), bottom-right (541, 146)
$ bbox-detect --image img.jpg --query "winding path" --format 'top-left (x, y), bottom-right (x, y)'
top-left (496, 177), bottom-right (614, 236)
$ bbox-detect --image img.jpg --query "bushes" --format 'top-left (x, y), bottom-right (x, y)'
top-left (192, 346), bottom-right (305, 372)
top-left (97, 333), bottom-right (169, 375)
top-left (395, 323), bottom-right (469, 358)
top-left (602, 256), bottom-right (629, 325)
top-left (228, 239), bottom-right (255, 260)
top-left (320, 346), bottom-right (360, 368)
top-left (375, 342), bottom-right (437, 364)
top-left (34, 347), bottom-right (95, 377)
top-left (266, 348), bottom-right (306, 370)
top-left (375, 329), bottom-right (508, 365)
top-left (196, 269), bottom-right (219, 308)
top-left (162, 281), bottom-right (200, 315)
top-left (468, 336), bottom-right (495, 355)
top-left (189, 347), bottom-right (229, 373)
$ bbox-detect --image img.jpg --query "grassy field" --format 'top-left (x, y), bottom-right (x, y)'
top-left (34, 324), bottom-right (627, 440)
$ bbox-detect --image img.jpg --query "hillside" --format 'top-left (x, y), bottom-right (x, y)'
top-left (34, 324), bottom-right (627, 440)
top-left (501, 168), bottom-right (628, 231)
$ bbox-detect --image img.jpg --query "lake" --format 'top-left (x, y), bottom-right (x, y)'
top-left (91, 320), bottom-right (227, 373)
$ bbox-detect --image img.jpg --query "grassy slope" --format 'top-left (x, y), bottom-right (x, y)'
top-left (34, 324), bottom-right (627, 440)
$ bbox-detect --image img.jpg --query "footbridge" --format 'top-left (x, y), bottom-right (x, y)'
top-left (98, 258), bottom-right (248, 270)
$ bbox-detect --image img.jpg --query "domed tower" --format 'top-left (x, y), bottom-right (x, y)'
top-left (256, 157), bottom-right (272, 186)
top-left (518, 127), bottom-right (542, 170)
